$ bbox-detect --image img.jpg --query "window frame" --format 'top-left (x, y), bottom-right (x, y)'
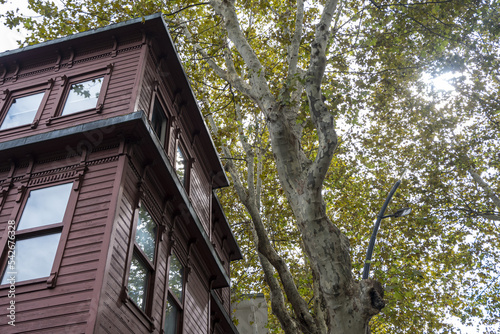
top-left (124, 202), bottom-right (159, 317)
top-left (0, 79), bottom-right (53, 130)
top-left (174, 142), bottom-right (191, 191)
top-left (149, 93), bottom-right (171, 149)
top-left (161, 252), bottom-right (186, 334)
top-left (47, 64), bottom-right (113, 124)
top-left (0, 180), bottom-right (77, 288)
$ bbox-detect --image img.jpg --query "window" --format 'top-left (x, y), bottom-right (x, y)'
top-left (127, 204), bottom-right (158, 312)
top-left (175, 146), bottom-right (187, 186)
top-left (1, 183), bottom-right (73, 284)
top-left (163, 253), bottom-right (184, 334)
top-left (61, 77), bottom-right (104, 116)
top-left (0, 91), bottom-right (45, 130)
top-left (45, 64), bottom-right (113, 123)
top-left (151, 96), bottom-right (168, 146)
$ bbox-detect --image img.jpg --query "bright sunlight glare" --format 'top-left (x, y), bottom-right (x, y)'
top-left (424, 72), bottom-right (460, 92)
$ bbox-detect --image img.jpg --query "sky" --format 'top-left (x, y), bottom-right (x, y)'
top-left (0, 0), bottom-right (35, 53)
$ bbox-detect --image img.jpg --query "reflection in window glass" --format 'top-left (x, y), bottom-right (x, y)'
top-left (61, 77), bottom-right (103, 115)
top-left (175, 147), bottom-right (186, 185)
top-left (0, 92), bottom-right (44, 130)
top-left (127, 254), bottom-right (149, 311)
top-left (0, 232), bottom-right (61, 284)
top-left (164, 297), bottom-right (179, 334)
top-left (168, 254), bottom-right (184, 302)
top-left (151, 97), bottom-right (167, 145)
top-left (17, 183), bottom-right (72, 231)
top-left (135, 206), bottom-right (157, 263)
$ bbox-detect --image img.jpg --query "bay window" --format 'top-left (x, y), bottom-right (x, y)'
top-left (1, 182), bottom-right (73, 284)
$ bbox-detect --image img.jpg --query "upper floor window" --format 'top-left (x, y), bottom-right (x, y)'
top-left (175, 146), bottom-right (187, 186)
top-left (1, 182), bottom-right (73, 284)
top-left (127, 204), bottom-right (158, 312)
top-left (0, 91), bottom-right (45, 130)
top-left (151, 96), bottom-right (168, 147)
top-left (164, 253), bottom-right (184, 334)
top-left (46, 64), bottom-right (113, 123)
top-left (61, 77), bottom-right (104, 116)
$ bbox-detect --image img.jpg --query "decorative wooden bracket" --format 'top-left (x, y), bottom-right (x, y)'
top-left (46, 271), bottom-right (58, 288)
top-left (15, 156), bottom-right (35, 202)
top-left (106, 63), bottom-right (114, 74)
top-left (67, 47), bottom-right (75, 68)
top-left (54, 50), bottom-right (62, 71)
top-left (12, 62), bottom-right (19, 82)
top-left (190, 130), bottom-right (200, 149)
top-left (155, 55), bottom-right (166, 73)
top-left (185, 263), bottom-right (192, 283)
top-left (173, 128), bottom-right (181, 140)
top-left (95, 103), bottom-right (103, 113)
top-left (111, 35), bottom-right (118, 58)
top-left (0, 64), bottom-right (6, 85)
top-left (1, 88), bottom-right (10, 101)
top-left (30, 118), bottom-right (40, 129)
top-left (60, 75), bottom-right (68, 87)
top-left (73, 168), bottom-right (87, 191)
top-left (173, 90), bottom-right (184, 112)
top-left (120, 286), bottom-right (129, 304)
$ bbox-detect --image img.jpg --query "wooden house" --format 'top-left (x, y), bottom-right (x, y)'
top-left (0, 13), bottom-right (241, 333)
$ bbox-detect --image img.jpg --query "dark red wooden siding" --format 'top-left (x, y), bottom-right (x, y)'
top-left (0, 146), bottom-right (121, 333)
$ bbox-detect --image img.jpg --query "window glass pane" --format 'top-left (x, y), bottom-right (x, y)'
top-left (61, 77), bottom-right (103, 115)
top-left (135, 206), bottom-right (157, 263)
top-left (168, 253), bottom-right (184, 302)
top-left (127, 253), bottom-right (149, 311)
top-left (1, 232), bottom-right (61, 284)
top-left (151, 97), bottom-right (167, 145)
top-left (17, 183), bottom-right (72, 231)
top-left (175, 147), bottom-right (186, 185)
top-left (0, 92), bottom-right (44, 130)
top-left (164, 297), bottom-right (179, 334)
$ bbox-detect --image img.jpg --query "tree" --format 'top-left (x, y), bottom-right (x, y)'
top-left (3, 0), bottom-right (498, 332)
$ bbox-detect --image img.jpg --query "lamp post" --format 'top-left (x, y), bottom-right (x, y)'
top-left (362, 180), bottom-right (411, 279)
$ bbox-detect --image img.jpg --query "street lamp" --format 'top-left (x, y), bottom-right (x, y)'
top-left (362, 180), bottom-right (411, 279)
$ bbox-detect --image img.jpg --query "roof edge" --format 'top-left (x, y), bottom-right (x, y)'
top-left (0, 13), bottom-right (163, 58)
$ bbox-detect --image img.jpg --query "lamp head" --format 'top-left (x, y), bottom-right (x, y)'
top-left (393, 207), bottom-right (412, 218)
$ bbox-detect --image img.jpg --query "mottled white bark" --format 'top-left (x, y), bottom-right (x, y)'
top-left (468, 168), bottom-right (500, 221)
top-left (199, 0), bottom-right (386, 332)
top-left (469, 169), bottom-right (500, 211)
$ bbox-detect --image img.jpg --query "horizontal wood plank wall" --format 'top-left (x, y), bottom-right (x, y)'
top-left (134, 51), bottom-right (156, 119)
top-left (137, 50), bottom-right (216, 242)
top-left (0, 147), bottom-right (120, 333)
top-left (183, 267), bottom-right (209, 334)
top-left (190, 161), bottom-right (211, 235)
top-left (94, 156), bottom-right (183, 333)
top-left (212, 223), bottom-right (232, 289)
top-left (0, 36), bottom-right (144, 144)
top-left (213, 287), bottom-right (231, 317)
top-left (94, 159), bottom-right (150, 333)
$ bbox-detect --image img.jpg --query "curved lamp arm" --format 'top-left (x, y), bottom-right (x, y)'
top-left (362, 180), bottom-right (401, 279)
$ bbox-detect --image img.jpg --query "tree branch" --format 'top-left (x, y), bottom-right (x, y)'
top-left (180, 23), bottom-right (255, 99)
top-left (209, 0), bottom-right (274, 106)
top-left (207, 110), bottom-right (316, 331)
top-left (287, 0), bottom-right (304, 79)
top-left (304, 0), bottom-right (340, 189)
top-left (468, 168), bottom-right (500, 212)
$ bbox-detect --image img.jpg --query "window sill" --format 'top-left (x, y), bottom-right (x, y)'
top-left (0, 276), bottom-right (49, 290)
top-left (123, 297), bottom-right (155, 332)
top-left (0, 123), bottom-right (36, 134)
top-left (46, 107), bottom-right (102, 126)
